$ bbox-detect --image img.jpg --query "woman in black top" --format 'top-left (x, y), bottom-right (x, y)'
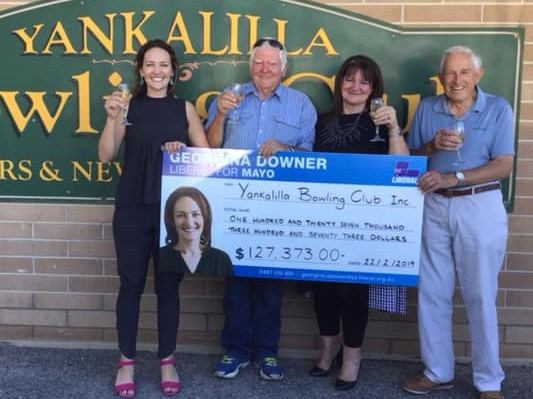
top-left (160, 186), bottom-right (233, 276)
top-left (98, 39), bottom-right (209, 398)
top-left (310, 55), bottom-right (409, 391)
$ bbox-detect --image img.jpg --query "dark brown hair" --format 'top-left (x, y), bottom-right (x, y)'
top-left (132, 39), bottom-right (179, 97)
top-left (163, 186), bottom-right (212, 246)
top-left (332, 54), bottom-right (384, 114)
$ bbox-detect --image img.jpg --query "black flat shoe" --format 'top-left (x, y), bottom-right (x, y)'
top-left (309, 365), bottom-right (331, 377)
top-left (335, 378), bottom-right (357, 391)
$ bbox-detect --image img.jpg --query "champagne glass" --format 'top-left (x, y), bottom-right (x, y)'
top-left (452, 120), bottom-right (465, 165)
top-left (228, 83), bottom-right (243, 122)
top-left (118, 83), bottom-right (132, 126)
top-left (369, 97), bottom-right (385, 142)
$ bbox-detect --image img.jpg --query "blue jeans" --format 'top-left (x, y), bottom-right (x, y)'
top-left (221, 277), bottom-right (283, 360)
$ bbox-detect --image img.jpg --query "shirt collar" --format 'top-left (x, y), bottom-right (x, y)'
top-left (435, 85), bottom-right (486, 116)
top-left (246, 82), bottom-right (284, 100)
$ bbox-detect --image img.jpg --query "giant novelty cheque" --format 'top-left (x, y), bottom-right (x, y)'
top-left (159, 147), bottom-right (426, 286)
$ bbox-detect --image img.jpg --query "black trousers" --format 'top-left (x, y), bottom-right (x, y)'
top-left (113, 204), bottom-right (184, 359)
top-left (312, 282), bottom-right (369, 348)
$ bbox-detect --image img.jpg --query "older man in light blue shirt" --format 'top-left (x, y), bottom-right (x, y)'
top-left (403, 46), bottom-right (514, 399)
top-left (205, 37), bottom-right (316, 382)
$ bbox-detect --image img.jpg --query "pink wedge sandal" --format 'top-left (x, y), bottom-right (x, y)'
top-left (114, 359), bottom-right (135, 398)
top-left (160, 357), bottom-right (181, 396)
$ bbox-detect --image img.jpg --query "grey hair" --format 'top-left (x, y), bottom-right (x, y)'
top-left (249, 39), bottom-right (288, 70)
top-left (440, 45), bottom-right (483, 71)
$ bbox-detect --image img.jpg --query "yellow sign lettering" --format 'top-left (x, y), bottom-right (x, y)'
top-left (166, 11), bottom-right (195, 54)
top-left (246, 15), bottom-right (260, 50)
top-left (72, 161), bottom-right (122, 182)
top-left (78, 13), bottom-right (116, 55)
top-left (399, 94), bottom-right (421, 133)
top-left (72, 161), bottom-right (92, 181)
top-left (12, 24), bottom-right (44, 54)
top-left (18, 160), bottom-right (32, 181)
top-left (195, 90), bottom-right (221, 120)
top-left (122, 11), bottom-right (155, 54)
top-left (0, 160), bottom-right (32, 181)
top-left (97, 161), bottom-right (121, 182)
top-left (0, 91), bottom-right (72, 134)
top-left (72, 71), bottom-right (98, 134)
top-left (42, 22), bottom-right (76, 54)
top-left (227, 13), bottom-right (243, 55)
top-left (0, 160), bottom-right (17, 180)
top-left (430, 76), bottom-right (444, 95)
top-left (200, 11), bottom-right (228, 55)
top-left (39, 161), bottom-right (63, 181)
top-left (302, 28), bottom-right (338, 55)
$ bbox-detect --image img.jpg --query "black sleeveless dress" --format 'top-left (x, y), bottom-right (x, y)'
top-left (115, 95), bottom-right (188, 207)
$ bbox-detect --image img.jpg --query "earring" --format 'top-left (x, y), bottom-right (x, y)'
top-left (140, 76), bottom-right (144, 85)
top-left (168, 76), bottom-right (174, 86)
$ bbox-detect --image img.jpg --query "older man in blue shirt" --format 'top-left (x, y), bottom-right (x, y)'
top-left (403, 46), bottom-right (515, 399)
top-left (205, 37), bottom-right (317, 381)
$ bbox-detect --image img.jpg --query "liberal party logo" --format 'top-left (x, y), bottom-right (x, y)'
top-left (392, 161), bottom-right (419, 184)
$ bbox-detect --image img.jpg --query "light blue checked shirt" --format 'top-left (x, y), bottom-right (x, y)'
top-left (205, 82), bottom-right (316, 150)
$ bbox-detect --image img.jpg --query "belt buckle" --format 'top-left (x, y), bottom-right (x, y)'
top-left (450, 187), bottom-right (472, 197)
top-left (464, 187), bottom-right (475, 195)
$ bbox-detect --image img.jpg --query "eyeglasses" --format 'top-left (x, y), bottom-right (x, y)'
top-left (252, 37), bottom-right (284, 50)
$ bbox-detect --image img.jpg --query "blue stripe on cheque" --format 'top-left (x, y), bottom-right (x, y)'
top-left (163, 148), bottom-right (426, 187)
top-left (233, 266), bottom-right (418, 286)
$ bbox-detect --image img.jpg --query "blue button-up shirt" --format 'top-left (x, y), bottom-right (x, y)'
top-left (407, 86), bottom-right (515, 173)
top-left (205, 82), bottom-right (316, 150)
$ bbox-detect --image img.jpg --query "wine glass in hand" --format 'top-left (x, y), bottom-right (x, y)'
top-left (118, 83), bottom-right (132, 126)
top-left (369, 97), bottom-right (385, 142)
top-left (451, 121), bottom-right (465, 165)
top-left (228, 83), bottom-right (243, 122)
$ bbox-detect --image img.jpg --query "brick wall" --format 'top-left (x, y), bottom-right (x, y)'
top-left (1, 0), bottom-right (532, 360)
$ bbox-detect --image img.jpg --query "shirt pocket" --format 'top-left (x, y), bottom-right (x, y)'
top-left (271, 114), bottom-right (302, 143)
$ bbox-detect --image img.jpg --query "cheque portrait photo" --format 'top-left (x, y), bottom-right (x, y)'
top-left (160, 186), bottom-right (234, 276)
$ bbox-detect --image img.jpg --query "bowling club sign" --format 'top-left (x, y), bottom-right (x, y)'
top-left (0, 0), bottom-right (522, 208)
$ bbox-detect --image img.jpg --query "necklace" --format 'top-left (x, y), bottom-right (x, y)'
top-left (337, 112), bottom-right (363, 135)
top-left (318, 112), bottom-right (364, 150)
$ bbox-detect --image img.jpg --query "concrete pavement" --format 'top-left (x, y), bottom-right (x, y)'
top-left (1, 341), bottom-right (531, 398)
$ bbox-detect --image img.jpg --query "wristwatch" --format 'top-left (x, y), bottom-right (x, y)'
top-left (388, 128), bottom-right (403, 138)
top-left (455, 171), bottom-right (465, 185)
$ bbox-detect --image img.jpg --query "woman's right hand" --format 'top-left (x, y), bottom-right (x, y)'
top-left (104, 90), bottom-right (128, 119)
top-left (99, 91), bottom-right (128, 162)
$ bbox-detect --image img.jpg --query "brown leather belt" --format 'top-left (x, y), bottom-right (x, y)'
top-left (435, 182), bottom-right (501, 198)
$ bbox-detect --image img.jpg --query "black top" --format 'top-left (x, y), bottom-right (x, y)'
top-left (115, 95), bottom-right (188, 206)
top-left (159, 245), bottom-right (234, 276)
top-left (313, 112), bottom-right (389, 154)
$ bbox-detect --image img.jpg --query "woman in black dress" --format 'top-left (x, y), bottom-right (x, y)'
top-left (310, 55), bottom-right (409, 391)
top-left (98, 39), bottom-right (209, 398)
